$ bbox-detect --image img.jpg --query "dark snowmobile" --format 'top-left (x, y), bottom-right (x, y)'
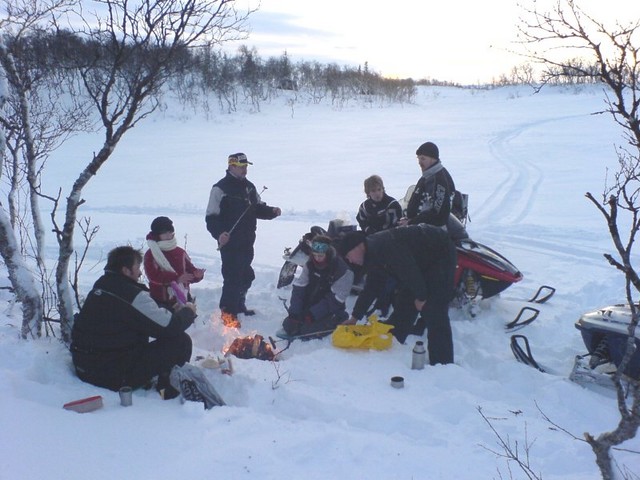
top-left (511, 304), bottom-right (639, 390)
top-left (277, 217), bottom-right (526, 316)
top-left (570, 304), bottom-right (640, 385)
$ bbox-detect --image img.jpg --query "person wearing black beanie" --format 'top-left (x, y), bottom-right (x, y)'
top-left (144, 216), bottom-right (205, 310)
top-left (415, 141), bottom-right (439, 160)
top-left (399, 141), bottom-right (456, 228)
top-left (338, 224), bottom-right (457, 365)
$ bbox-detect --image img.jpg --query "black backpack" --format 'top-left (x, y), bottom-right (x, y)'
top-left (452, 190), bottom-right (469, 225)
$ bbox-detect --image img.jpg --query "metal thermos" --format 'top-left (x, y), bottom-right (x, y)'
top-left (411, 341), bottom-right (426, 370)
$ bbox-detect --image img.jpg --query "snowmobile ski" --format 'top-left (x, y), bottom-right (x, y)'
top-left (527, 285), bottom-right (556, 304)
top-left (272, 328), bottom-right (334, 342)
top-left (510, 333), bottom-right (632, 393)
top-left (568, 354), bottom-right (616, 389)
top-left (267, 328), bottom-right (335, 356)
top-left (510, 335), bottom-right (545, 372)
top-left (505, 306), bottom-right (540, 331)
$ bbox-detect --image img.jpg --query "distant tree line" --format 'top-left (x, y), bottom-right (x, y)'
top-left (493, 59), bottom-right (604, 87)
top-left (163, 45), bottom-right (421, 111)
top-left (0, 25), bottom-right (609, 120)
top-left (2, 29), bottom-right (419, 116)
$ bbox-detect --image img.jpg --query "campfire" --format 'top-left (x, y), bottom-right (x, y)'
top-left (221, 312), bottom-right (241, 328)
top-left (224, 335), bottom-right (276, 361)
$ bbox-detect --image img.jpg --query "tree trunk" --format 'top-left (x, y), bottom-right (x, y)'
top-left (0, 40), bottom-right (43, 338)
top-left (0, 208), bottom-right (43, 338)
top-left (57, 149), bottom-right (114, 343)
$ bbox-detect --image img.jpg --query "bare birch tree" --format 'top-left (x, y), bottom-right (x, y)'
top-left (54, 0), bottom-right (250, 342)
top-left (0, 37), bottom-right (44, 338)
top-left (0, 0), bottom-right (93, 337)
top-left (518, 1), bottom-right (640, 478)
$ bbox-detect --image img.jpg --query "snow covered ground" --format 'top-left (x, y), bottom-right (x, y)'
top-left (1, 84), bottom-right (638, 479)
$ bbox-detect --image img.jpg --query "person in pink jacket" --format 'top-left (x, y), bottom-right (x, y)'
top-left (144, 216), bottom-right (205, 310)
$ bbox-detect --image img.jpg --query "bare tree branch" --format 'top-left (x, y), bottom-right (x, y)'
top-left (518, 2), bottom-right (640, 478)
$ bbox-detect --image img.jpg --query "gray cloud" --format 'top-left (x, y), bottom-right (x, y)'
top-left (247, 10), bottom-right (333, 38)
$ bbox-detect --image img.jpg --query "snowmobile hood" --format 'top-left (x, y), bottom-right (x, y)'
top-left (575, 304), bottom-right (640, 340)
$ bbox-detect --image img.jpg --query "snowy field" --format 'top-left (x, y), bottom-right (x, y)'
top-left (1, 84), bottom-right (639, 479)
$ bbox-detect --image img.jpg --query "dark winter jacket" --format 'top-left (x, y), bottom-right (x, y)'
top-left (205, 171), bottom-right (278, 249)
top-left (356, 193), bottom-right (403, 234)
top-left (405, 161), bottom-right (455, 227)
top-left (351, 224), bottom-right (456, 319)
top-left (289, 248), bottom-right (354, 322)
top-left (70, 270), bottom-right (196, 382)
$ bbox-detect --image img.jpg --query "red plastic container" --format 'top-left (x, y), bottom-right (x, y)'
top-left (63, 395), bottom-right (104, 413)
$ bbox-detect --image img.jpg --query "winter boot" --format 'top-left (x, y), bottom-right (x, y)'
top-left (157, 372), bottom-right (180, 400)
top-left (239, 292), bottom-right (255, 316)
top-left (169, 364), bottom-right (225, 409)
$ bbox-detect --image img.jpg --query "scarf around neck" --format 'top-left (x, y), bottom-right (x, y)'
top-left (421, 160), bottom-right (444, 181)
top-left (147, 236), bottom-right (178, 273)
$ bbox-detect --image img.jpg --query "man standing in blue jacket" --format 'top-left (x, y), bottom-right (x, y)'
top-left (205, 153), bottom-right (281, 327)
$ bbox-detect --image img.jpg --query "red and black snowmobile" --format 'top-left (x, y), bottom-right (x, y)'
top-left (452, 237), bottom-right (524, 315)
top-left (277, 217), bottom-right (530, 317)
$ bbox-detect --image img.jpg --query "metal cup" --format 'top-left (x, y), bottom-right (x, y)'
top-left (119, 386), bottom-right (133, 406)
top-left (390, 376), bottom-right (404, 389)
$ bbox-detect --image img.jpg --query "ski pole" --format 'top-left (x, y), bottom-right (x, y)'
top-left (268, 329), bottom-right (336, 348)
top-left (217, 186), bottom-right (267, 250)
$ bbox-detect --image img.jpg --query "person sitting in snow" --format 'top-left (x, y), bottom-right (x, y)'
top-left (70, 246), bottom-right (197, 399)
top-left (144, 216), bottom-right (205, 311)
top-left (279, 235), bottom-right (354, 339)
top-left (354, 174), bottom-right (402, 317)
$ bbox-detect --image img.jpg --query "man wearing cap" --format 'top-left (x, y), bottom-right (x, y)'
top-left (205, 153), bottom-right (281, 327)
top-left (400, 141), bottom-right (456, 228)
top-left (336, 225), bottom-right (457, 365)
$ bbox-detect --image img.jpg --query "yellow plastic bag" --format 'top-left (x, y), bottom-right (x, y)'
top-left (331, 317), bottom-right (394, 351)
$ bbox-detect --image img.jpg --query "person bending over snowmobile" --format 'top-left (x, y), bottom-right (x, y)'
top-left (336, 225), bottom-right (457, 365)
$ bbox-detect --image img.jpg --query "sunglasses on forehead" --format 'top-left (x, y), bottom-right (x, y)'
top-left (311, 241), bottom-right (330, 254)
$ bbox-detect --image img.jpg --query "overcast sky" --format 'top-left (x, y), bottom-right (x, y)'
top-left (225, 0), bottom-right (639, 84)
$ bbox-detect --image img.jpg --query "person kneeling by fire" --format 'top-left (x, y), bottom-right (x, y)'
top-left (278, 235), bottom-right (354, 339)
